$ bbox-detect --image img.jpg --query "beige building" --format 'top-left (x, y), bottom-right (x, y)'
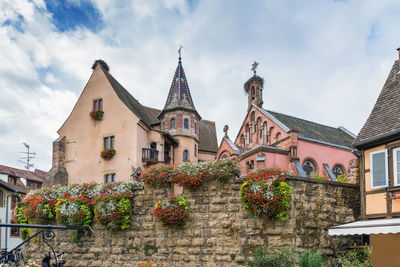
top-left (46, 56), bottom-right (218, 185)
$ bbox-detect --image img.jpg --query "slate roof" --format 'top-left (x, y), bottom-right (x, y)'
top-left (262, 108), bottom-right (355, 148)
top-left (354, 60), bottom-right (400, 146)
top-left (99, 64), bottom-right (153, 128)
top-left (163, 60), bottom-right (196, 111)
top-left (223, 137), bottom-right (240, 155)
top-left (143, 106), bottom-right (218, 153)
top-left (0, 164), bottom-right (45, 183)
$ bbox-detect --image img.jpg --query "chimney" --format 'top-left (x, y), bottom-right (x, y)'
top-left (397, 48), bottom-right (400, 60)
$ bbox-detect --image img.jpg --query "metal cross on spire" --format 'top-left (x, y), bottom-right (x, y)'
top-left (178, 45), bottom-right (183, 63)
top-left (251, 61), bottom-right (259, 75)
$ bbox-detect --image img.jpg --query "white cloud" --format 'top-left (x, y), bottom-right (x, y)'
top-left (0, 0), bottom-right (399, 171)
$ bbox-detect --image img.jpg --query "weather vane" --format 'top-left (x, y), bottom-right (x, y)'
top-left (178, 45), bottom-right (183, 61)
top-left (251, 61), bottom-right (259, 75)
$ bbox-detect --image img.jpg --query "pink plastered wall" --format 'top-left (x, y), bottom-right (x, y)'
top-left (297, 139), bottom-right (356, 176)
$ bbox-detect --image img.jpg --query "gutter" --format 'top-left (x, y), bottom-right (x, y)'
top-left (353, 128), bottom-right (400, 149)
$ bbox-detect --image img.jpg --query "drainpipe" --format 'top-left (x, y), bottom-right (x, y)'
top-left (5, 194), bottom-right (10, 250)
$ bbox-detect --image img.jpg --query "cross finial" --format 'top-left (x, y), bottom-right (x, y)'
top-left (178, 45), bottom-right (183, 63)
top-left (251, 61), bottom-right (259, 75)
top-left (223, 125), bottom-right (229, 138)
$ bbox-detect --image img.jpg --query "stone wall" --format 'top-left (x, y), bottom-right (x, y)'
top-left (25, 177), bottom-right (360, 267)
top-left (347, 158), bottom-right (360, 184)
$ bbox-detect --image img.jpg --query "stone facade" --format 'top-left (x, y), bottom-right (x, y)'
top-left (25, 177), bottom-right (360, 267)
top-left (44, 136), bottom-right (68, 186)
top-left (346, 158), bottom-right (360, 184)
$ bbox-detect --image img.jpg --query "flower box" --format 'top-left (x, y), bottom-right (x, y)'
top-left (101, 148), bottom-right (116, 160)
top-left (90, 110), bottom-right (104, 120)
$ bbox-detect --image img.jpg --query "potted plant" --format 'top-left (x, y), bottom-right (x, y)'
top-left (101, 148), bottom-right (116, 160)
top-left (90, 110), bottom-right (104, 120)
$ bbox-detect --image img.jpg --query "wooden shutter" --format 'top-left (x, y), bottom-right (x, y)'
top-left (370, 149), bottom-right (388, 189)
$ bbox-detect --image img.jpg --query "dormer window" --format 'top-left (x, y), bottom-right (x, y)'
top-left (184, 118), bottom-right (189, 129)
top-left (94, 99), bottom-right (103, 111)
top-left (170, 118), bottom-right (176, 129)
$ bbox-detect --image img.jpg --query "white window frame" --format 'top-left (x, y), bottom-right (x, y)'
top-left (370, 149), bottom-right (389, 189)
top-left (393, 147), bottom-right (400, 186)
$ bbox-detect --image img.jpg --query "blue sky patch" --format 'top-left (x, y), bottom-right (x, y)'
top-left (43, 0), bottom-right (103, 32)
top-left (2, 14), bottom-right (24, 32)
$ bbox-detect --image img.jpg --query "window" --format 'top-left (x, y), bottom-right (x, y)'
top-left (194, 122), bottom-right (197, 133)
top-left (332, 165), bottom-right (345, 178)
top-left (0, 190), bottom-right (3, 207)
top-left (303, 159), bottom-right (316, 177)
top-left (184, 118), bottom-right (189, 129)
top-left (11, 195), bottom-right (18, 210)
top-left (251, 87), bottom-right (255, 100)
top-left (93, 99), bottom-right (103, 111)
top-left (262, 121), bottom-right (267, 141)
top-left (103, 136), bottom-right (115, 150)
top-left (394, 147), bottom-right (400, 186)
top-left (170, 118), bottom-right (175, 129)
top-left (10, 219), bottom-right (19, 237)
top-left (370, 149), bottom-right (388, 189)
top-left (8, 177), bottom-right (16, 185)
top-left (105, 173), bottom-right (116, 184)
top-left (275, 132), bottom-right (281, 142)
top-left (194, 144), bottom-right (197, 156)
top-left (183, 150), bottom-right (189, 162)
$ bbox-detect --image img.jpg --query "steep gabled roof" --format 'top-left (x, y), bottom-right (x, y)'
top-left (99, 64), bottom-right (153, 128)
top-left (259, 108), bottom-right (354, 148)
top-left (162, 59), bottom-right (197, 112)
top-left (354, 60), bottom-right (400, 147)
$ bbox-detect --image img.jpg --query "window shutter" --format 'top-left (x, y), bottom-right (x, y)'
top-left (371, 149), bottom-right (388, 188)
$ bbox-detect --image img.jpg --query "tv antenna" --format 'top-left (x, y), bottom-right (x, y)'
top-left (18, 143), bottom-right (36, 170)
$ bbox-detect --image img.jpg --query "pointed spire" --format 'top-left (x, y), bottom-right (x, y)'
top-left (162, 47), bottom-right (197, 112)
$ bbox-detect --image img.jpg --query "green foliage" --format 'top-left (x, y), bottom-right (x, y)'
top-left (312, 174), bottom-right (327, 180)
top-left (299, 249), bottom-right (323, 267)
top-left (336, 174), bottom-right (348, 183)
top-left (245, 246), bottom-right (296, 267)
top-left (153, 195), bottom-right (189, 226)
top-left (144, 245), bottom-right (158, 256)
top-left (67, 229), bottom-right (79, 243)
top-left (240, 172), bottom-right (292, 221)
top-left (142, 159), bottom-right (239, 189)
top-left (337, 247), bottom-right (373, 267)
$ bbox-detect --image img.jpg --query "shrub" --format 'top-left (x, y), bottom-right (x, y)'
top-left (141, 164), bottom-right (177, 187)
top-left (246, 246), bottom-right (296, 267)
top-left (101, 148), bottom-right (116, 160)
top-left (299, 249), bottom-right (323, 267)
top-left (15, 181), bottom-right (141, 234)
top-left (240, 168), bottom-right (292, 220)
top-left (312, 174), bottom-right (326, 180)
top-left (142, 159), bottom-right (239, 190)
top-left (94, 195), bottom-right (132, 230)
top-left (337, 247), bottom-right (372, 267)
top-left (336, 174), bottom-right (348, 183)
top-left (153, 195), bottom-right (188, 226)
top-left (55, 197), bottom-right (92, 226)
top-left (90, 110), bottom-right (104, 120)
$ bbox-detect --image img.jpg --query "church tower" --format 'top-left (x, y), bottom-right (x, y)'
top-left (158, 47), bottom-right (201, 163)
top-left (244, 62), bottom-right (264, 111)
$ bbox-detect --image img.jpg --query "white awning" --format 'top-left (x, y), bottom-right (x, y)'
top-left (329, 218), bottom-right (400, 236)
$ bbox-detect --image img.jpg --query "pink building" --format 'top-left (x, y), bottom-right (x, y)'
top-left (217, 69), bottom-right (356, 179)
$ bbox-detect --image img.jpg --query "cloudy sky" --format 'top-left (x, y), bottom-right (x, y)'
top-left (0, 0), bottom-right (399, 171)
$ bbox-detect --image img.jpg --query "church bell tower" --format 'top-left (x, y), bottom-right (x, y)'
top-left (244, 61), bottom-right (264, 112)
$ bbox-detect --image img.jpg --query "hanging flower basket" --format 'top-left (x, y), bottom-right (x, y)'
top-left (90, 110), bottom-right (104, 120)
top-left (101, 148), bottom-right (116, 160)
top-left (153, 195), bottom-right (188, 226)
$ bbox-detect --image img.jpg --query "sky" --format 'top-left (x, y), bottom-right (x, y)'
top-left (0, 0), bottom-right (399, 171)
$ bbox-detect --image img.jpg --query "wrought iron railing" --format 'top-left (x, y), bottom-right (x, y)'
top-left (142, 148), bottom-right (159, 162)
top-left (0, 224), bottom-right (89, 265)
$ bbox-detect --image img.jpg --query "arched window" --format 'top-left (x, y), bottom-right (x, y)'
top-left (241, 134), bottom-right (246, 146)
top-left (251, 86), bottom-right (255, 100)
top-left (261, 121), bottom-right (267, 140)
top-left (256, 117), bottom-right (261, 139)
top-left (250, 111), bottom-right (255, 123)
top-left (332, 165), bottom-right (345, 177)
top-left (275, 132), bottom-right (281, 142)
top-left (269, 126), bottom-right (274, 144)
top-left (183, 149), bottom-right (189, 162)
top-left (303, 159), bottom-right (316, 177)
top-left (184, 118), bottom-right (189, 129)
top-left (250, 160), bottom-right (254, 170)
top-left (170, 118), bottom-right (175, 129)
top-left (150, 142), bottom-right (157, 149)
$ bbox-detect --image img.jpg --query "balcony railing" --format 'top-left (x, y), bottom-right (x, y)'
top-left (142, 148), bottom-right (159, 162)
